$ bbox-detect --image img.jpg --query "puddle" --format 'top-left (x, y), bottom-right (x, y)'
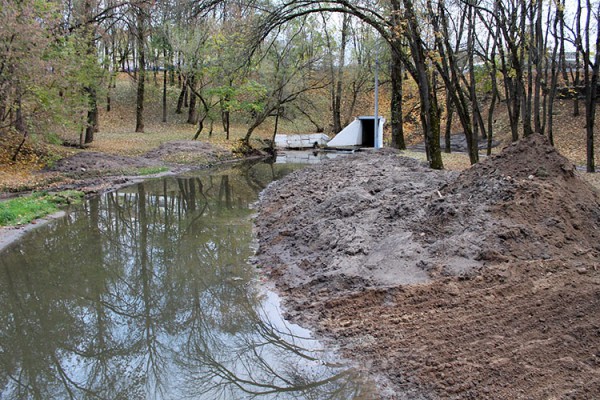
top-left (0, 161), bottom-right (374, 399)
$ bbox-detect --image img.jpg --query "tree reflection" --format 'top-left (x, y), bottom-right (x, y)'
top-left (177, 292), bottom-right (368, 399)
top-left (0, 164), bottom-right (372, 400)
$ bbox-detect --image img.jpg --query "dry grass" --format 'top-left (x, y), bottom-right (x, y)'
top-left (398, 150), bottom-right (473, 171)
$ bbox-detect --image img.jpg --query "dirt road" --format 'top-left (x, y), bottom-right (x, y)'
top-left (254, 135), bottom-right (600, 399)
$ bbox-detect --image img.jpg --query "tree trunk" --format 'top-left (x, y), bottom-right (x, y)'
top-left (467, 1), bottom-right (481, 142)
top-left (85, 87), bottom-right (98, 144)
top-left (498, 31), bottom-right (521, 143)
top-left (176, 77), bottom-right (187, 114)
top-left (390, 44), bottom-right (406, 150)
top-left (187, 77), bottom-right (198, 124)
top-left (444, 92), bottom-right (453, 153)
top-left (193, 94), bottom-right (212, 140)
top-left (574, 0), bottom-right (582, 117)
top-left (584, 0), bottom-right (599, 172)
top-left (12, 87), bottom-right (27, 161)
top-left (533, 0), bottom-right (544, 134)
top-left (135, 5), bottom-right (146, 133)
top-left (487, 36), bottom-right (500, 156)
top-left (405, 0), bottom-right (443, 169)
top-left (162, 49), bottom-right (168, 123)
top-left (106, 42), bottom-right (113, 112)
top-left (222, 88), bottom-right (231, 139)
top-left (224, 110), bottom-right (230, 140)
top-left (332, 14), bottom-right (349, 134)
top-left (106, 75), bottom-right (112, 112)
top-left (547, 5), bottom-right (562, 147)
top-left (432, 0), bottom-right (476, 164)
top-left (15, 88), bottom-right (25, 135)
top-left (522, 0), bottom-right (534, 137)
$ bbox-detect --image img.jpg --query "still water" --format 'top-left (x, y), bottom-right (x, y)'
top-left (0, 161), bottom-right (372, 400)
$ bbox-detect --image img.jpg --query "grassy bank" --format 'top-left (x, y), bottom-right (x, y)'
top-left (0, 191), bottom-right (84, 226)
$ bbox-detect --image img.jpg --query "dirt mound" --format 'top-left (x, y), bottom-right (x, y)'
top-left (256, 136), bottom-right (600, 284)
top-left (49, 152), bottom-right (161, 176)
top-left (46, 141), bottom-right (236, 194)
top-left (313, 259), bottom-right (600, 400)
top-left (143, 140), bottom-right (233, 164)
top-left (254, 140), bottom-right (600, 399)
top-left (459, 134), bottom-right (575, 181)
top-left (255, 149), bottom-right (458, 292)
top-left (434, 134), bottom-right (600, 264)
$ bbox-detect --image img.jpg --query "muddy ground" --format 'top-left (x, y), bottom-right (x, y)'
top-left (254, 135), bottom-right (600, 399)
top-left (44, 140), bottom-right (237, 195)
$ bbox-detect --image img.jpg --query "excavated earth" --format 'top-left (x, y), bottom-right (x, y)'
top-left (43, 141), bottom-right (235, 195)
top-left (254, 134), bottom-right (600, 399)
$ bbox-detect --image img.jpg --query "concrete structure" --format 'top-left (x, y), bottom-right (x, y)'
top-left (275, 150), bottom-right (351, 164)
top-left (327, 116), bottom-right (385, 148)
top-left (274, 133), bottom-right (330, 149)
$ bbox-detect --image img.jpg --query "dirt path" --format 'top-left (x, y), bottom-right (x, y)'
top-left (254, 135), bottom-right (600, 399)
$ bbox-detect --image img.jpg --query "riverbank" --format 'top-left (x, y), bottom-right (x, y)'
top-left (0, 140), bottom-right (254, 252)
top-left (254, 135), bottom-right (600, 399)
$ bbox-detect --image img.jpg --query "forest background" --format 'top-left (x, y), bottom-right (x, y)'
top-left (1, 0), bottom-right (600, 193)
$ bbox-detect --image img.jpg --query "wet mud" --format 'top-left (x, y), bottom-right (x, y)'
top-left (254, 135), bottom-right (600, 399)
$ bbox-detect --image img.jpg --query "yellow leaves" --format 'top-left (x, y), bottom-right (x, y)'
top-left (0, 129), bottom-right (74, 192)
top-left (0, 166), bottom-right (65, 193)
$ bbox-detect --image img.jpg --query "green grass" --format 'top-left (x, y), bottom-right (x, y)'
top-left (137, 166), bottom-right (170, 175)
top-left (0, 191), bottom-right (84, 226)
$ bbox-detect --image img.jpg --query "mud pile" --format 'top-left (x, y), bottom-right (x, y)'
top-left (143, 140), bottom-right (232, 163)
top-left (423, 134), bottom-right (600, 268)
top-left (255, 150), bottom-right (458, 292)
top-left (256, 135), bottom-right (600, 292)
top-left (254, 136), bottom-right (600, 399)
top-left (50, 141), bottom-right (233, 177)
top-left (50, 152), bottom-right (161, 176)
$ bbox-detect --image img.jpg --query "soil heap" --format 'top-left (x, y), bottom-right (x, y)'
top-left (254, 135), bottom-right (600, 399)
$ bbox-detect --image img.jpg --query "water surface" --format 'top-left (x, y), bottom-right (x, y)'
top-left (0, 161), bottom-right (372, 399)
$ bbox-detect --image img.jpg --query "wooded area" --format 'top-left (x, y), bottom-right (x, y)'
top-left (1, 0), bottom-right (599, 170)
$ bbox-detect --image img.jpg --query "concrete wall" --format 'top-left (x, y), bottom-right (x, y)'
top-left (327, 119), bottom-right (363, 147)
top-left (274, 133), bottom-right (330, 149)
top-left (327, 117), bottom-right (385, 148)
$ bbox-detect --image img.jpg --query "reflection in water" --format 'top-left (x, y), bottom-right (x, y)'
top-left (0, 162), bottom-right (372, 400)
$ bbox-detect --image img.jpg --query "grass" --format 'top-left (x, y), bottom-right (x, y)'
top-left (137, 166), bottom-right (170, 175)
top-left (0, 191), bottom-right (84, 226)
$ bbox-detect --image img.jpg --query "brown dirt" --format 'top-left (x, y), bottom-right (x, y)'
top-left (36, 140), bottom-right (237, 196)
top-left (253, 135), bottom-right (600, 399)
top-left (49, 151), bottom-right (162, 176)
top-left (143, 140), bottom-right (234, 164)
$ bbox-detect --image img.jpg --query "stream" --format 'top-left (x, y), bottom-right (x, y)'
top-left (0, 161), bottom-right (374, 399)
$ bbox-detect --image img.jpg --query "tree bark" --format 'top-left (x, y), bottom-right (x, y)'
top-left (162, 48), bottom-right (167, 123)
top-left (176, 77), bottom-right (187, 114)
top-left (332, 14), bottom-right (349, 134)
top-left (431, 0), bottom-right (476, 164)
top-left (573, 0), bottom-right (582, 117)
top-left (533, 0), bottom-right (544, 134)
top-left (404, 0), bottom-right (443, 169)
top-left (187, 76), bottom-right (198, 124)
top-left (135, 4), bottom-right (146, 133)
top-left (390, 48), bottom-right (406, 150)
top-left (85, 87), bottom-right (98, 144)
top-left (584, 0), bottom-right (599, 172)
